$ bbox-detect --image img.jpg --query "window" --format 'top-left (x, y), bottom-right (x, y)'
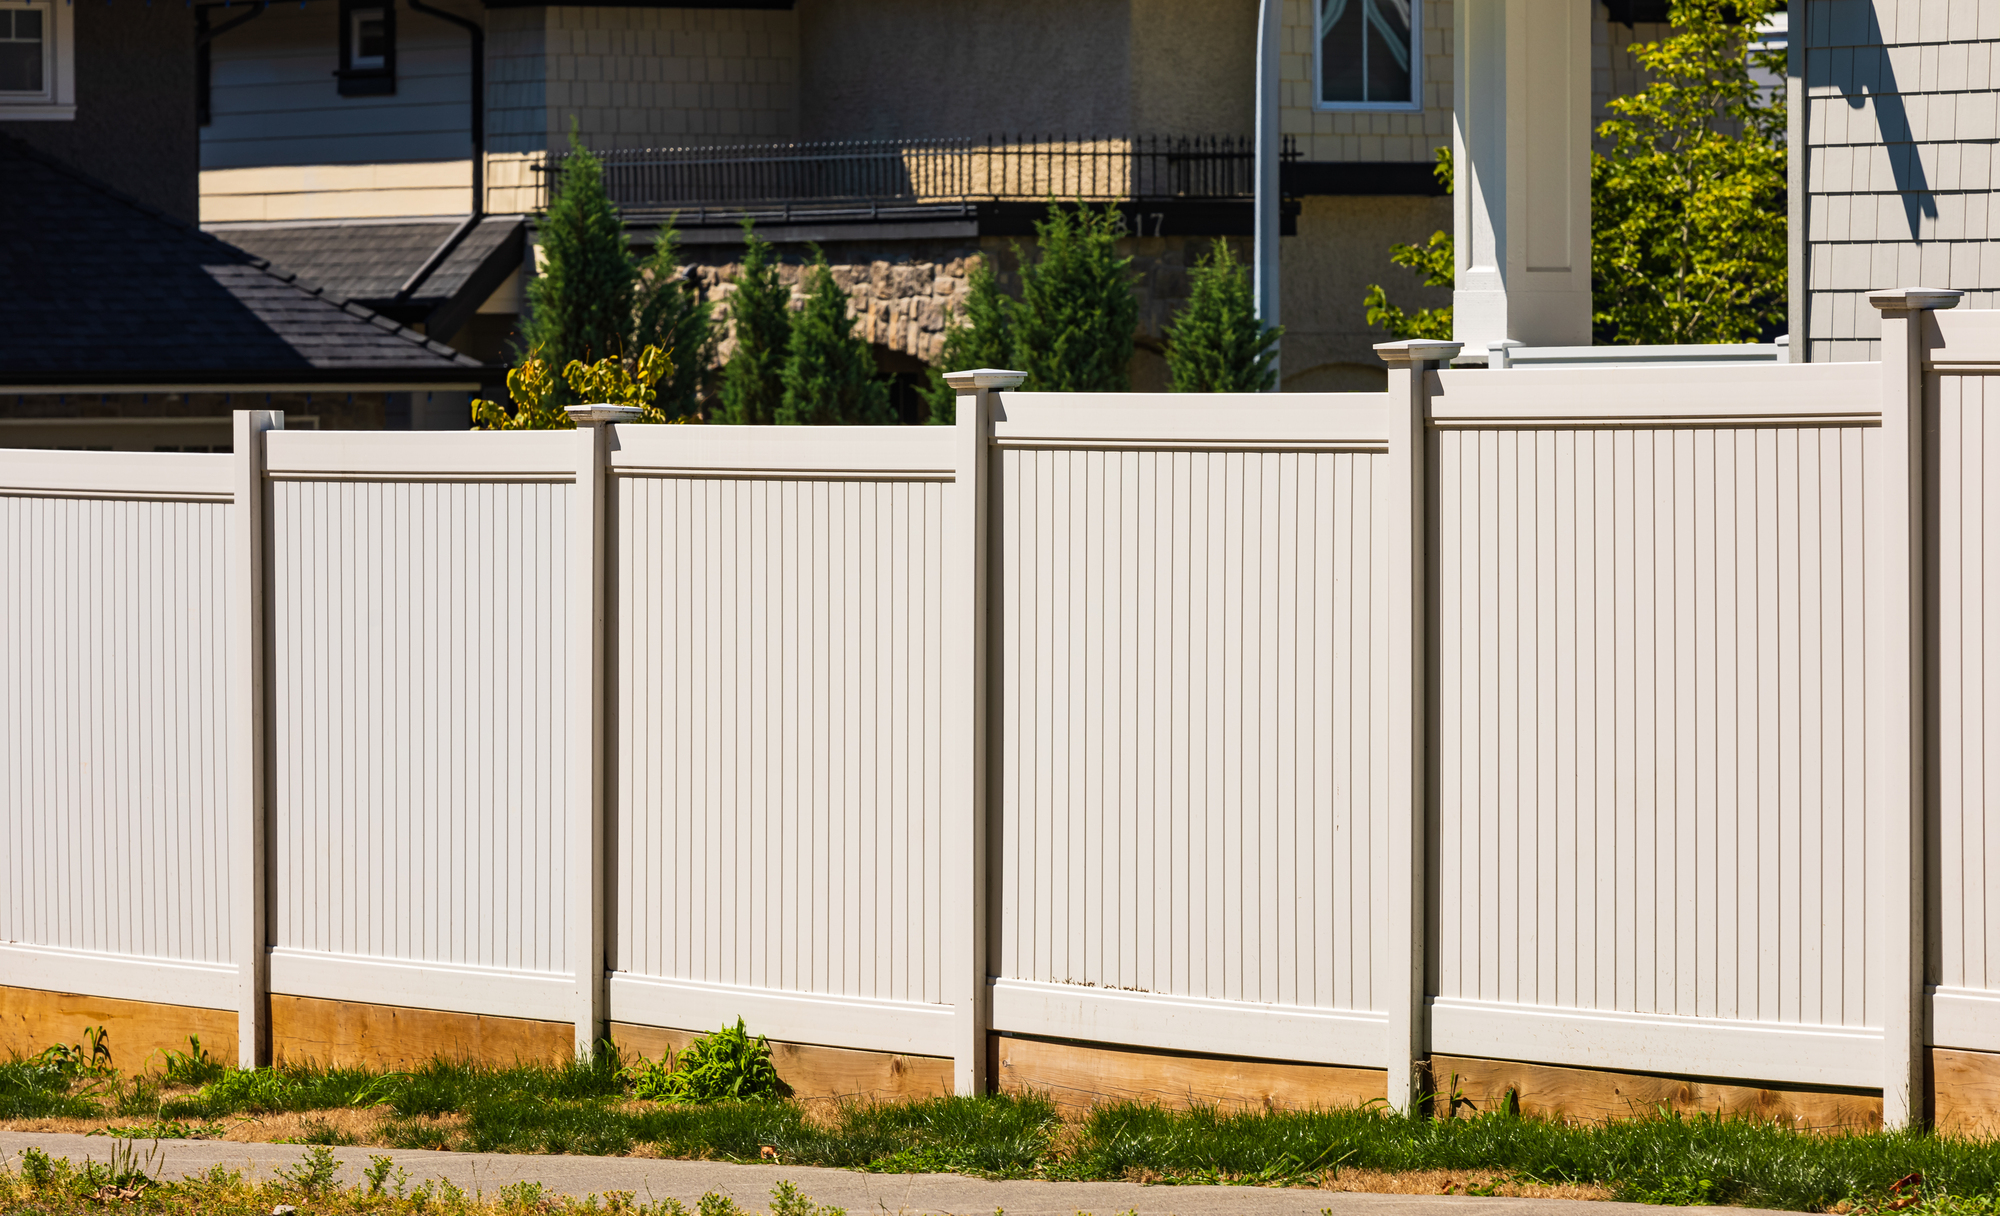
top-left (1317, 0), bottom-right (1420, 110)
top-left (0, 0), bottom-right (71, 118)
top-left (350, 7), bottom-right (386, 69)
top-left (0, 8), bottom-right (44, 94)
top-left (335, 0), bottom-right (394, 96)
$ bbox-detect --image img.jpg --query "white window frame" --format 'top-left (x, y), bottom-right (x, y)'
top-left (0, 0), bottom-right (73, 120)
top-left (1313, 0), bottom-right (1424, 114)
top-left (348, 6), bottom-right (386, 71)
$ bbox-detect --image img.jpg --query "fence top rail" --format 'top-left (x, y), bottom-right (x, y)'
top-left (265, 430), bottom-right (578, 482)
top-left (0, 449), bottom-right (232, 502)
top-left (609, 423), bottom-right (956, 480)
top-left (1930, 310), bottom-right (2000, 368)
top-left (1428, 361), bottom-right (1883, 429)
top-left (991, 391), bottom-right (1394, 450)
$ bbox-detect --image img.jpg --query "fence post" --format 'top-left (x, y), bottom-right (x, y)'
top-left (1868, 288), bottom-right (1960, 1128)
top-left (229, 408), bottom-right (281, 1069)
top-left (566, 405), bottom-right (634, 1057)
top-left (1375, 340), bottom-right (1459, 1113)
top-left (942, 369), bottom-right (1022, 1094)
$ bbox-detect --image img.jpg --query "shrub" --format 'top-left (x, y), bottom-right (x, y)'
top-left (779, 251), bottom-right (892, 426)
top-left (1164, 239), bottom-right (1281, 392)
top-left (716, 221), bottom-right (792, 425)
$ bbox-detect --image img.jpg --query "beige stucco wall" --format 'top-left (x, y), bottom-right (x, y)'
top-left (1280, 194), bottom-right (1455, 391)
top-left (793, 0), bottom-right (1254, 140)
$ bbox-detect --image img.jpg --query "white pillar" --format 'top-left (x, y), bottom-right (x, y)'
top-left (1254, 0), bottom-right (1281, 384)
top-left (1453, 0), bottom-right (1591, 356)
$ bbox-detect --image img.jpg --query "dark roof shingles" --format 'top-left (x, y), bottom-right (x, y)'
top-left (0, 137), bottom-right (484, 379)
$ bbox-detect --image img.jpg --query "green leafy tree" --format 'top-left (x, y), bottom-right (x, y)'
top-left (633, 220), bottom-right (714, 422)
top-left (779, 251), bottom-right (893, 426)
top-left (1010, 204), bottom-right (1137, 392)
top-left (520, 130), bottom-right (635, 375)
top-left (922, 259), bottom-right (1015, 425)
top-left (1164, 239), bottom-right (1282, 392)
top-left (1363, 146), bottom-right (1455, 342)
top-left (1592, 0), bottom-right (1787, 344)
top-left (716, 220), bottom-right (792, 425)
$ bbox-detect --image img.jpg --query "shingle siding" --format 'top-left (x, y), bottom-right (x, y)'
top-left (1802, 0), bottom-right (2000, 360)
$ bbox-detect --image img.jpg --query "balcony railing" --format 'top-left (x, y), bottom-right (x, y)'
top-left (537, 134), bottom-right (1298, 215)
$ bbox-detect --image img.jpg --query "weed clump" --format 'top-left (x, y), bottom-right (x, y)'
top-left (626, 1019), bottom-right (785, 1104)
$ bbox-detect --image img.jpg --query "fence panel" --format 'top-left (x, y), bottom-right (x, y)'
top-left (0, 453), bottom-right (237, 1007)
top-left (1928, 310), bottom-right (2000, 1057)
top-left (1425, 363), bottom-right (1885, 1089)
top-left (983, 393), bottom-right (1396, 1065)
top-left (263, 433), bottom-right (576, 1021)
top-left (606, 427), bottom-right (959, 1057)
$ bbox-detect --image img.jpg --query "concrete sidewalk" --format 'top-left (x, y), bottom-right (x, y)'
top-left (0, 1131), bottom-right (1762, 1216)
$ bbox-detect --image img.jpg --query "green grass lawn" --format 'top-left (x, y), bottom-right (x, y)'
top-left (9, 1048), bottom-right (2000, 1211)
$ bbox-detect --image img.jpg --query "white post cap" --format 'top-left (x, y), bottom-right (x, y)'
top-left (1374, 340), bottom-right (1464, 367)
top-left (1868, 287), bottom-right (1964, 312)
top-left (942, 369), bottom-right (1028, 391)
top-left (565, 404), bottom-right (645, 427)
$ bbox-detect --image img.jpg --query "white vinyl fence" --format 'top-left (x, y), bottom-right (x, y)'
top-left (0, 291), bottom-right (1992, 1126)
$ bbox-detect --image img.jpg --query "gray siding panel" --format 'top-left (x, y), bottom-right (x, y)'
top-left (201, 5), bottom-right (474, 170)
top-left (1803, 0), bottom-right (2000, 359)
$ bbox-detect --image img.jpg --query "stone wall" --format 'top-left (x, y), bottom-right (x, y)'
top-left (669, 232), bottom-right (1257, 393)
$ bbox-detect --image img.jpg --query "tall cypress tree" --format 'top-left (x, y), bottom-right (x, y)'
top-left (922, 258), bottom-right (1014, 425)
top-left (519, 131), bottom-right (635, 379)
top-left (633, 220), bottom-right (714, 421)
top-left (779, 251), bottom-right (892, 426)
top-left (1010, 204), bottom-right (1136, 393)
top-left (716, 220), bottom-right (791, 425)
top-left (1164, 240), bottom-right (1281, 392)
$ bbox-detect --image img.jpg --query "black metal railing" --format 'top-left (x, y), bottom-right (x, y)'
top-left (538, 134), bottom-right (1297, 213)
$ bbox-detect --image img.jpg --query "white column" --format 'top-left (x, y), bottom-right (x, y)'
top-left (1254, 0), bottom-right (1282, 384)
top-left (942, 368), bottom-right (1022, 1093)
top-left (229, 408), bottom-right (282, 1068)
top-left (1453, 0), bottom-right (1591, 356)
top-left (1867, 288), bottom-right (1959, 1128)
top-left (1374, 339), bottom-right (1458, 1112)
top-left (565, 404), bottom-right (635, 1056)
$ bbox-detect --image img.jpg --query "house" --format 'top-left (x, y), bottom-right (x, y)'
top-left (192, 0), bottom-right (1683, 397)
top-left (0, 0), bottom-right (489, 449)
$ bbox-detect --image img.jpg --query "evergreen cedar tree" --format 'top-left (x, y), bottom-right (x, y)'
top-left (500, 129), bottom-right (712, 422)
top-left (519, 134), bottom-right (634, 382)
top-left (1365, 0), bottom-right (1786, 347)
top-left (633, 222), bottom-right (715, 422)
top-left (927, 203), bottom-right (1138, 420)
top-left (780, 251), bottom-right (895, 426)
top-left (923, 261), bottom-right (1013, 424)
top-left (1012, 204), bottom-right (1138, 393)
top-left (1164, 240), bottom-right (1281, 393)
top-left (716, 220), bottom-right (791, 426)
